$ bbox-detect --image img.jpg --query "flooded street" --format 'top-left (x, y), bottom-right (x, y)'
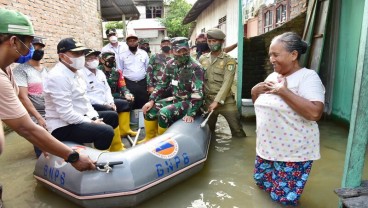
top-left (1, 117), bottom-right (367, 208)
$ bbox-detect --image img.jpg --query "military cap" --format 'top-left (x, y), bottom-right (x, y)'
top-left (139, 39), bottom-right (149, 44)
top-left (0, 9), bottom-right (35, 36)
top-left (84, 49), bottom-right (101, 57)
top-left (171, 37), bottom-right (189, 52)
top-left (106, 28), bottom-right (117, 36)
top-left (206, 28), bottom-right (226, 40)
top-left (32, 37), bottom-right (45, 47)
top-left (101, 51), bottom-right (115, 59)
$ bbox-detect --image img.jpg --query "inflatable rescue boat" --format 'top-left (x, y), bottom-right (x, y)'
top-left (33, 117), bottom-right (211, 208)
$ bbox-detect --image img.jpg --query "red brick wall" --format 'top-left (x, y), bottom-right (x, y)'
top-left (1, 0), bottom-right (103, 68)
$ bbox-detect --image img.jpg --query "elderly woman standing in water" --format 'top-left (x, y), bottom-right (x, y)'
top-left (251, 32), bottom-right (325, 206)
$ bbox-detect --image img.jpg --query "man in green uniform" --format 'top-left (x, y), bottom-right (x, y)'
top-left (146, 37), bottom-right (173, 97)
top-left (141, 37), bottom-right (204, 143)
top-left (199, 28), bottom-right (246, 138)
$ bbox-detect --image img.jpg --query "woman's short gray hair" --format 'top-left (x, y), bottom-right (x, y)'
top-left (272, 32), bottom-right (308, 60)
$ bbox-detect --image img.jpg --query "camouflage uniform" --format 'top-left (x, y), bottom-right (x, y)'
top-left (200, 28), bottom-right (245, 137)
top-left (146, 53), bottom-right (173, 97)
top-left (146, 49), bottom-right (204, 128)
top-left (97, 65), bottom-right (131, 99)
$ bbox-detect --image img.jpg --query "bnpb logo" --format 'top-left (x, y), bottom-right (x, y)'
top-left (150, 138), bottom-right (179, 159)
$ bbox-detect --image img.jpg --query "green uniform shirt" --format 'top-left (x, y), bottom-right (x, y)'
top-left (199, 51), bottom-right (236, 104)
top-left (150, 57), bottom-right (204, 117)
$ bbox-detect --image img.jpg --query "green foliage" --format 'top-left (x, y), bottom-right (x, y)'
top-left (105, 21), bottom-right (124, 30)
top-left (161, 0), bottom-right (194, 37)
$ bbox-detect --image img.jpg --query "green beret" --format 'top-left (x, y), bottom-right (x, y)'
top-left (171, 37), bottom-right (189, 52)
top-left (206, 28), bottom-right (226, 40)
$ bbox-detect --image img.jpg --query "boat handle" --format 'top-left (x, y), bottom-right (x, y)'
top-left (96, 161), bottom-right (124, 173)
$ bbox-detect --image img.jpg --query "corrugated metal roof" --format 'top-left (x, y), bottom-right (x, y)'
top-left (101, 0), bottom-right (140, 21)
top-left (182, 0), bottom-right (214, 24)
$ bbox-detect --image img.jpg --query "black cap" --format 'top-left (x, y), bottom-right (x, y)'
top-left (32, 37), bottom-right (45, 47)
top-left (85, 49), bottom-right (101, 57)
top-left (106, 28), bottom-right (117, 36)
top-left (57, 38), bottom-right (87, 54)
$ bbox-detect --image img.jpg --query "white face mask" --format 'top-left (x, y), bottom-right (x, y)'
top-left (86, 60), bottom-right (99, 69)
top-left (64, 55), bottom-right (85, 70)
top-left (109, 36), bottom-right (118, 43)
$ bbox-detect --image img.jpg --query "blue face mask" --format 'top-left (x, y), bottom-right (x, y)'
top-left (15, 39), bottom-right (35, 64)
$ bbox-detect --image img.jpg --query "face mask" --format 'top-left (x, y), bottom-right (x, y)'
top-left (196, 42), bottom-right (210, 53)
top-left (31, 49), bottom-right (44, 61)
top-left (64, 55), bottom-right (85, 70)
top-left (162, 46), bottom-right (171, 53)
top-left (86, 60), bottom-right (99, 69)
top-left (174, 54), bottom-right (190, 65)
top-left (109, 36), bottom-right (118, 44)
top-left (15, 40), bottom-right (35, 64)
top-left (129, 46), bottom-right (138, 52)
top-left (208, 43), bottom-right (222, 52)
top-left (141, 46), bottom-right (151, 53)
top-left (104, 59), bottom-right (115, 68)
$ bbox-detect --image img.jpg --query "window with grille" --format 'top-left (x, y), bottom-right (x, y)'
top-left (264, 10), bottom-right (273, 33)
top-left (262, 0), bottom-right (289, 34)
top-left (276, 4), bottom-right (287, 26)
top-left (146, 6), bottom-right (162, 18)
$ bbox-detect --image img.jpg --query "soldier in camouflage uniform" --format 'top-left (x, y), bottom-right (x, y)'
top-left (96, 51), bottom-right (137, 139)
top-left (146, 37), bottom-right (173, 97)
top-left (199, 28), bottom-right (246, 138)
top-left (140, 37), bottom-right (204, 143)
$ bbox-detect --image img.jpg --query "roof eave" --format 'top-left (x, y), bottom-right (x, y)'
top-left (182, 0), bottom-right (214, 24)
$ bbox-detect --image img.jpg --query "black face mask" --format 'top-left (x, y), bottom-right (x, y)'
top-left (141, 46), bottom-right (151, 53)
top-left (161, 46), bottom-right (171, 53)
top-left (129, 46), bottom-right (138, 52)
top-left (104, 59), bottom-right (115, 68)
top-left (196, 42), bottom-right (210, 53)
top-left (31, 49), bottom-right (44, 61)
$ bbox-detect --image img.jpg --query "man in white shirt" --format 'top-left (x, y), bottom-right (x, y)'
top-left (119, 33), bottom-right (150, 109)
top-left (101, 28), bottom-right (128, 71)
top-left (44, 38), bottom-right (121, 151)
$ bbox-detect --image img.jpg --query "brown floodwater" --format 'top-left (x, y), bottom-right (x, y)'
top-left (0, 117), bottom-right (367, 208)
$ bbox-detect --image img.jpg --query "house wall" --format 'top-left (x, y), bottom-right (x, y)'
top-left (189, 0), bottom-right (239, 58)
top-left (331, 0), bottom-right (365, 122)
top-left (1, 0), bottom-right (103, 68)
top-left (246, 17), bottom-right (258, 37)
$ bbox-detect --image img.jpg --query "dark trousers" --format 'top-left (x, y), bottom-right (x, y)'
top-left (125, 78), bottom-right (149, 110)
top-left (51, 111), bottom-right (118, 150)
top-left (92, 99), bottom-right (131, 113)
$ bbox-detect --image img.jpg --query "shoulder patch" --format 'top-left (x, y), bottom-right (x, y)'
top-left (227, 64), bottom-right (235, 71)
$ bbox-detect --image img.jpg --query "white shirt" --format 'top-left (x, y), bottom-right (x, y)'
top-left (119, 49), bottom-right (149, 81)
top-left (101, 42), bottom-right (128, 71)
top-left (43, 62), bottom-right (98, 133)
top-left (79, 67), bottom-right (114, 105)
top-left (254, 68), bottom-right (325, 162)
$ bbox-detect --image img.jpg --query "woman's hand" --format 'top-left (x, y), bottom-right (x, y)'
top-left (182, 115), bottom-right (194, 123)
top-left (266, 77), bottom-right (287, 94)
top-left (142, 100), bottom-right (154, 114)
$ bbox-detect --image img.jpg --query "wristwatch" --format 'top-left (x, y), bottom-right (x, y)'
top-left (65, 150), bottom-right (80, 163)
